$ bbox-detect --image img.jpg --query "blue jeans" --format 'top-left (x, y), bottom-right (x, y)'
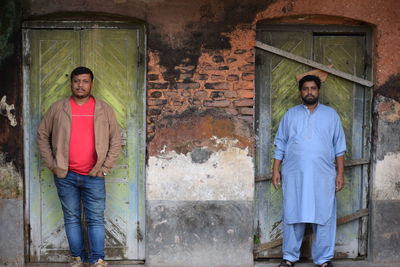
top-left (54, 171), bottom-right (106, 264)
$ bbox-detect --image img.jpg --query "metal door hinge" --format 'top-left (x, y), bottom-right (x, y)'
top-left (136, 221), bottom-right (143, 241)
top-left (137, 51), bottom-right (144, 67)
top-left (24, 53), bottom-right (32, 66)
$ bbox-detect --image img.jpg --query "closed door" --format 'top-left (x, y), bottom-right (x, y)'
top-left (24, 27), bottom-right (145, 262)
top-left (255, 26), bottom-right (371, 258)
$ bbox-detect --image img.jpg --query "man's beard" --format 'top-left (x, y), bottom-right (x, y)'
top-left (302, 94), bottom-right (318, 105)
top-left (75, 94), bottom-right (89, 99)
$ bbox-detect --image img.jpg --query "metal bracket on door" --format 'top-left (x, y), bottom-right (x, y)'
top-left (136, 221), bottom-right (143, 241)
top-left (256, 41), bottom-right (374, 87)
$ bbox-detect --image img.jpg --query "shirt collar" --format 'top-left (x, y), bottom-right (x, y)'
top-left (301, 102), bottom-right (320, 113)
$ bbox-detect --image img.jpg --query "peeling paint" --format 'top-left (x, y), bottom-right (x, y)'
top-left (0, 152), bottom-right (22, 199)
top-left (0, 96), bottom-right (17, 127)
top-left (373, 95), bottom-right (400, 161)
top-left (148, 109), bottom-right (253, 157)
top-left (375, 74), bottom-right (400, 103)
top-left (373, 152), bottom-right (400, 201)
top-left (147, 0), bottom-right (276, 84)
top-left (376, 96), bottom-right (400, 123)
top-left (147, 138), bottom-right (254, 201)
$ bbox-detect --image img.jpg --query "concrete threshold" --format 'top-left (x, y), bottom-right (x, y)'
top-left (255, 260), bottom-right (397, 267)
top-left (25, 261), bottom-right (398, 267)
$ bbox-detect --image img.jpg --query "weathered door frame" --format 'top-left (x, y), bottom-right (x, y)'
top-left (254, 23), bottom-right (373, 258)
top-left (22, 18), bottom-right (147, 262)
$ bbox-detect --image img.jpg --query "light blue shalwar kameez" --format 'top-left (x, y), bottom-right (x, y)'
top-left (273, 103), bottom-right (346, 265)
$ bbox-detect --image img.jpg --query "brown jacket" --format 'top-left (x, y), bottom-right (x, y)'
top-left (37, 97), bottom-right (121, 178)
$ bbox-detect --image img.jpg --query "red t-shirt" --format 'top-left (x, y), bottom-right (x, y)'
top-left (68, 97), bottom-right (97, 175)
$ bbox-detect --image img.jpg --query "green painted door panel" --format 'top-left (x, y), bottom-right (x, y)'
top-left (27, 28), bottom-right (144, 262)
top-left (314, 35), bottom-right (366, 257)
top-left (255, 29), bottom-right (370, 258)
top-left (255, 30), bottom-right (312, 257)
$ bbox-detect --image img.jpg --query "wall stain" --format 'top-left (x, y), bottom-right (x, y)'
top-left (0, 152), bottom-right (22, 199)
top-left (373, 95), bottom-right (400, 161)
top-left (0, 0), bottom-right (16, 64)
top-left (395, 182), bottom-right (400, 193)
top-left (148, 0), bottom-right (276, 85)
top-left (375, 74), bottom-right (400, 103)
top-left (0, 0), bottom-right (22, 171)
top-left (148, 108), bottom-right (253, 157)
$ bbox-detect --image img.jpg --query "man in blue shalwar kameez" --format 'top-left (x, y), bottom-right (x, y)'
top-left (272, 75), bottom-right (346, 267)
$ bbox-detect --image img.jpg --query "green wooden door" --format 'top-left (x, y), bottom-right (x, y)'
top-left (255, 26), bottom-right (371, 258)
top-left (25, 28), bottom-right (145, 262)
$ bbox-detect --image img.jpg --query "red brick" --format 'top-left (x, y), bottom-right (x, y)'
top-left (165, 91), bottom-right (179, 97)
top-left (175, 65), bottom-right (196, 73)
top-left (227, 74), bottom-right (239, 81)
top-left (245, 56), bottom-right (255, 63)
top-left (238, 64), bottom-right (255, 72)
top-left (239, 107), bottom-right (254, 115)
top-left (233, 99), bottom-right (254, 107)
top-left (242, 73), bottom-right (255, 81)
top-left (148, 74), bottom-right (159, 81)
top-left (150, 91), bottom-right (162, 98)
top-left (210, 91), bottom-right (224, 99)
top-left (173, 100), bottom-right (184, 106)
top-left (211, 74), bottom-right (225, 81)
top-left (147, 82), bottom-right (169, 89)
top-left (204, 65), bottom-right (229, 71)
top-left (147, 125), bottom-right (155, 133)
top-left (238, 89), bottom-right (254, 98)
top-left (234, 49), bottom-right (247, 54)
top-left (148, 108), bottom-right (162, 115)
top-left (227, 58), bottom-right (237, 63)
top-left (226, 108), bottom-right (239, 116)
top-left (181, 91), bottom-right (191, 97)
top-left (212, 56), bottom-right (224, 63)
top-left (176, 82), bottom-right (200, 89)
top-left (194, 90), bottom-right (208, 98)
top-left (148, 99), bottom-right (167, 106)
top-left (205, 82), bottom-right (232, 90)
top-left (204, 100), bottom-right (230, 107)
top-left (224, 91), bottom-right (238, 98)
top-left (195, 73), bottom-right (209, 80)
top-left (179, 73), bottom-right (193, 80)
top-left (239, 115), bottom-right (254, 124)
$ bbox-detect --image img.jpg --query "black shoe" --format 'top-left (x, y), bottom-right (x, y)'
top-left (320, 261), bottom-right (333, 267)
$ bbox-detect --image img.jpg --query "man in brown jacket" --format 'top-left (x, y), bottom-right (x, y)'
top-left (37, 66), bottom-right (121, 267)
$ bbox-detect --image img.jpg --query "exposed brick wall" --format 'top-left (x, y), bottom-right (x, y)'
top-left (146, 26), bottom-right (256, 141)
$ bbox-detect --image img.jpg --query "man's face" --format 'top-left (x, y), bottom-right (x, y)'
top-left (300, 81), bottom-right (320, 105)
top-left (71, 74), bottom-right (93, 99)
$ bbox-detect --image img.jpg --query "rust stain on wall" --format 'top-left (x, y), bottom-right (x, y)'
top-left (147, 109), bottom-right (253, 157)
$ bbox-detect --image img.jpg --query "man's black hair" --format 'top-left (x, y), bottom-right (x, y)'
top-left (298, 75), bottom-right (321, 90)
top-left (70, 66), bottom-right (94, 81)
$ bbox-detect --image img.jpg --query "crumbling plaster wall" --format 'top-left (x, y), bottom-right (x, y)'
top-left (0, 0), bottom-right (24, 266)
top-left (5, 0), bottom-right (398, 265)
